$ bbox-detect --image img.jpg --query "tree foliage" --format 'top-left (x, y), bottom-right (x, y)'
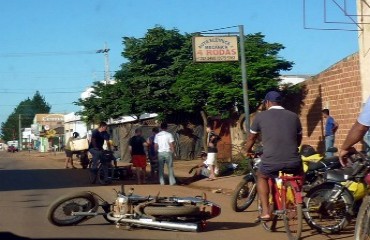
top-left (1, 91), bottom-right (51, 141)
top-left (76, 26), bottom-right (295, 123)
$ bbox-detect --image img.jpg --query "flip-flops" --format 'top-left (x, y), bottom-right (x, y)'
top-left (206, 178), bottom-right (216, 181)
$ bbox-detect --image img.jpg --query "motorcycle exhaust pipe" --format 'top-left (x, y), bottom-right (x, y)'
top-left (107, 214), bottom-right (200, 232)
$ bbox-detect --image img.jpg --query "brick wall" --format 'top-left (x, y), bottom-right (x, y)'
top-left (298, 53), bottom-right (363, 152)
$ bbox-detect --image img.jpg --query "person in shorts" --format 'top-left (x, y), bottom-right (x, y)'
top-left (244, 91), bottom-right (303, 221)
top-left (184, 151), bottom-right (219, 184)
top-left (205, 126), bottom-right (221, 181)
top-left (129, 128), bottom-right (148, 184)
top-left (64, 132), bottom-right (79, 169)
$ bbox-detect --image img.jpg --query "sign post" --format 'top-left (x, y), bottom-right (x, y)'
top-left (192, 25), bottom-right (250, 136)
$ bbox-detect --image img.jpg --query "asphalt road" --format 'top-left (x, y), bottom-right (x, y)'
top-left (0, 151), bottom-right (356, 240)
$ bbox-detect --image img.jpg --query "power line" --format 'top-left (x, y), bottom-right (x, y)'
top-left (0, 50), bottom-right (99, 58)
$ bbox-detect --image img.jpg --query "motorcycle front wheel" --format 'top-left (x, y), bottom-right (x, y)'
top-left (230, 174), bottom-right (257, 212)
top-left (303, 183), bottom-right (354, 233)
top-left (354, 195), bottom-right (370, 240)
top-left (47, 191), bottom-right (99, 226)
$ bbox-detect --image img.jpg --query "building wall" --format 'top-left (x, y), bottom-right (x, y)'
top-left (298, 53), bottom-right (363, 152)
top-left (357, 0), bottom-right (370, 102)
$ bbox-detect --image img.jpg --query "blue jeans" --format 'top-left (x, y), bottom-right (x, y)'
top-left (325, 135), bottom-right (335, 157)
top-left (363, 130), bottom-right (370, 156)
top-left (89, 148), bottom-right (103, 170)
top-left (158, 152), bottom-right (176, 185)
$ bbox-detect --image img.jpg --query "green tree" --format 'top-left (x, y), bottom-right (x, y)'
top-left (1, 91), bottom-right (51, 141)
top-left (173, 32), bottom-right (293, 120)
top-left (76, 27), bottom-right (295, 124)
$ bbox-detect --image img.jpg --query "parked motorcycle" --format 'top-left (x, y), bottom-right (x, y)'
top-left (230, 146), bottom-right (341, 212)
top-left (303, 151), bottom-right (370, 234)
top-left (47, 186), bottom-right (221, 232)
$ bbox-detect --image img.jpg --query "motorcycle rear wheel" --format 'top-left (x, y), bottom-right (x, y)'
top-left (47, 192), bottom-right (98, 226)
top-left (144, 205), bottom-right (200, 217)
top-left (230, 175), bottom-right (257, 212)
top-left (303, 183), bottom-right (353, 233)
top-left (354, 195), bottom-right (370, 240)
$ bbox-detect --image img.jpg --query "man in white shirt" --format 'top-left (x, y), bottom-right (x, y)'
top-left (154, 122), bottom-right (177, 185)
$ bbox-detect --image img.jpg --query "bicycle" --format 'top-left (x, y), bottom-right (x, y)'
top-left (257, 171), bottom-right (304, 240)
top-left (88, 150), bottom-right (133, 185)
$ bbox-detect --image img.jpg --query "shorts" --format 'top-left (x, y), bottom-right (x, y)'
top-left (257, 161), bottom-right (303, 179)
top-left (200, 167), bottom-right (210, 177)
top-left (132, 155), bottom-right (147, 168)
top-left (205, 152), bottom-right (217, 165)
top-left (65, 150), bottom-right (73, 158)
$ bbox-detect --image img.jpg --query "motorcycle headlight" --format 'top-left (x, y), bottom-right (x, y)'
top-left (117, 195), bottom-right (128, 203)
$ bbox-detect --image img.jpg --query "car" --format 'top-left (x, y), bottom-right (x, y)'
top-left (7, 145), bottom-right (18, 153)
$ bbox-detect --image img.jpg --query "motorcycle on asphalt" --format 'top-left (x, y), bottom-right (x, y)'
top-left (303, 150), bottom-right (370, 234)
top-left (47, 186), bottom-right (221, 232)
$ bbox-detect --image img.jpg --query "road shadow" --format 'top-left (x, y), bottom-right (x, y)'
top-left (0, 169), bottom-right (136, 192)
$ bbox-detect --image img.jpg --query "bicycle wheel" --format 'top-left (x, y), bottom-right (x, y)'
top-left (257, 197), bottom-right (278, 232)
top-left (230, 175), bottom-right (257, 212)
top-left (88, 162), bottom-right (98, 184)
top-left (97, 164), bottom-right (112, 185)
top-left (283, 181), bottom-right (303, 240)
top-left (354, 195), bottom-right (370, 240)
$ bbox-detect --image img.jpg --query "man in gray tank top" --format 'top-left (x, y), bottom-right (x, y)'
top-left (244, 91), bottom-right (303, 221)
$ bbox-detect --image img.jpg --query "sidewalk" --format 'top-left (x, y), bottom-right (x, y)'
top-left (14, 150), bottom-right (243, 196)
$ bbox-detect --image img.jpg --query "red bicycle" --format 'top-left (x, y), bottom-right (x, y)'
top-left (258, 172), bottom-right (304, 240)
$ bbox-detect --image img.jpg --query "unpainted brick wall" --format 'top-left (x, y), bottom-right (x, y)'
top-left (298, 53), bottom-right (363, 153)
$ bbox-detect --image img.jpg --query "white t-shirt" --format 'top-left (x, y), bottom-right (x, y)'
top-left (358, 96), bottom-right (370, 127)
top-left (154, 131), bottom-right (174, 152)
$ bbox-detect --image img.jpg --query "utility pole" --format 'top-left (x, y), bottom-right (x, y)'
top-left (96, 42), bottom-right (111, 84)
top-left (239, 25), bottom-right (250, 134)
top-left (18, 114), bottom-right (22, 151)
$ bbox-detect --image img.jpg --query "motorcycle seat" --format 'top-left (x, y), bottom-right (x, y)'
top-left (306, 157), bottom-right (340, 171)
top-left (325, 167), bottom-right (355, 182)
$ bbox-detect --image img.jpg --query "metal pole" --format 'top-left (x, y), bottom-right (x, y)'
top-left (18, 114), bottom-right (22, 151)
top-left (239, 25), bottom-right (250, 136)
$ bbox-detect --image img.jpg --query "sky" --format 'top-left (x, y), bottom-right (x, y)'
top-left (0, 0), bottom-right (360, 126)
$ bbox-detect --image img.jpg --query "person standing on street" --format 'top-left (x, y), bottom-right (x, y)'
top-left (322, 109), bottom-right (339, 157)
top-left (147, 127), bottom-right (160, 181)
top-left (244, 91), bottom-right (303, 221)
top-left (89, 122), bottom-right (111, 172)
top-left (154, 122), bottom-right (177, 185)
top-left (339, 96), bottom-right (370, 166)
top-left (64, 132), bottom-right (79, 169)
top-left (205, 126), bottom-right (221, 181)
top-left (129, 128), bottom-right (148, 184)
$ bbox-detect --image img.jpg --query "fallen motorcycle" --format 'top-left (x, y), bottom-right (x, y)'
top-left (47, 186), bottom-right (221, 232)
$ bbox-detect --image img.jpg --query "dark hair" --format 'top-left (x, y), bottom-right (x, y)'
top-left (152, 127), bottom-right (159, 133)
top-left (135, 128), bottom-right (142, 134)
top-left (160, 122), bottom-right (168, 130)
top-left (322, 109), bottom-right (329, 115)
top-left (99, 121), bottom-right (107, 127)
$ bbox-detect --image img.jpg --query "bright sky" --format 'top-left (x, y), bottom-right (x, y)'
top-left (0, 0), bottom-right (360, 126)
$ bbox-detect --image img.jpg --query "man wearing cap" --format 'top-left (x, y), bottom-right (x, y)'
top-left (244, 91), bottom-right (303, 221)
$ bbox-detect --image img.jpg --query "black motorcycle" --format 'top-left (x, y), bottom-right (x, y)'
top-left (304, 151), bottom-right (370, 233)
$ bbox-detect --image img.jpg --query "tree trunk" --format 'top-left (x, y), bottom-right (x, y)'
top-left (200, 110), bottom-right (208, 152)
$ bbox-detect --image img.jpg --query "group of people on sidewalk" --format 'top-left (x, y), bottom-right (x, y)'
top-left (127, 122), bottom-right (221, 185)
